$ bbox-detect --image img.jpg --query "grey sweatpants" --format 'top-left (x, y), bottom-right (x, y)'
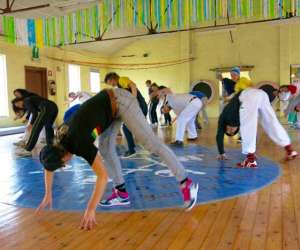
top-left (98, 88), bottom-right (187, 186)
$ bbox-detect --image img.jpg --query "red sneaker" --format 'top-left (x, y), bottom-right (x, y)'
top-left (286, 151), bottom-right (299, 161)
top-left (181, 178), bottom-right (199, 211)
top-left (237, 159), bottom-right (258, 168)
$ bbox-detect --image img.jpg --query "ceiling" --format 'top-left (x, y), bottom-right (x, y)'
top-left (0, 0), bottom-right (100, 18)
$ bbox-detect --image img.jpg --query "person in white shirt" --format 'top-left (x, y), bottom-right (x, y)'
top-left (159, 88), bottom-right (204, 146)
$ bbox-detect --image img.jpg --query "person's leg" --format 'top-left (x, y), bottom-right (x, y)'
top-left (175, 99), bottom-right (202, 143)
top-left (152, 102), bottom-right (158, 124)
top-left (25, 107), bottom-right (48, 151)
top-left (259, 91), bottom-right (297, 159)
top-left (149, 102), bottom-right (154, 124)
top-left (166, 113), bottom-right (172, 125)
top-left (44, 107), bottom-right (58, 145)
top-left (99, 120), bottom-right (130, 206)
top-left (114, 88), bottom-right (198, 209)
top-left (238, 90), bottom-right (260, 168)
top-left (122, 125), bottom-right (136, 155)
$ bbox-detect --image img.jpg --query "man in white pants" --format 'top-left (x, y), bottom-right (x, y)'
top-left (217, 87), bottom-right (298, 167)
top-left (160, 88), bottom-right (204, 146)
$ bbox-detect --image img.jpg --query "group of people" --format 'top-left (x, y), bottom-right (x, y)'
top-left (9, 69), bottom-right (299, 230)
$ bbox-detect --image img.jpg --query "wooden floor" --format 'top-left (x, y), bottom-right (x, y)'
top-left (1, 119), bottom-right (300, 250)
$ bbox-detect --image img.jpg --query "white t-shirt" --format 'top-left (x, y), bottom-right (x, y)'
top-left (166, 94), bottom-right (194, 114)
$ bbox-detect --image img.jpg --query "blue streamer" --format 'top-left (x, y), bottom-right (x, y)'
top-left (27, 19), bottom-right (36, 46)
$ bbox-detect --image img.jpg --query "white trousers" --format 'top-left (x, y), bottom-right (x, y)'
top-left (176, 98), bottom-right (203, 141)
top-left (240, 88), bottom-right (291, 154)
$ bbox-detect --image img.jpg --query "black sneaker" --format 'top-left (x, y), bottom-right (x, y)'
top-left (122, 150), bottom-right (137, 158)
top-left (187, 137), bottom-right (198, 142)
top-left (171, 141), bottom-right (184, 147)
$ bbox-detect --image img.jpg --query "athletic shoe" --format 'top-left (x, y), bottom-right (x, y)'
top-left (171, 141), bottom-right (184, 147)
top-left (122, 150), bottom-right (137, 158)
top-left (286, 151), bottom-right (299, 160)
top-left (181, 178), bottom-right (199, 211)
top-left (13, 140), bottom-right (26, 147)
top-left (187, 137), bottom-right (198, 142)
top-left (237, 159), bottom-right (258, 168)
top-left (15, 149), bottom-right (32, 158)
top-left (99, 189), bottom-right (130, 207)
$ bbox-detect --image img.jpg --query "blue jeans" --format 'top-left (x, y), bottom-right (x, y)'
top-left (122, 97), bottom-right (148, 152)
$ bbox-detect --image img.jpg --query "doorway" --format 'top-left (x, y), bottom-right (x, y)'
top-left (25, 66), bottom-right (48, 98)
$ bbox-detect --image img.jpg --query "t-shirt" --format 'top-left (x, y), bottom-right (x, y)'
top-left (61, 90), bottom-right (113, 165)
top-left (117, 76), bottom-right (147, 108)
top-left (166, 94), bottom-right (194, 115)
top-left (63, 104), bottom-right (81, 123)
top-left (222, 78), bottom-right (236, 95)
top-left (118, 77), bottom-right (132, 89)
top-left (24, 96), bottom-right (57, 125)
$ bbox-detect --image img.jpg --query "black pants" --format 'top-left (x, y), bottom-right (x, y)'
top-left (164, 112), bottom-right (172, 125)
top-left (25, 104), bottom-right (58, 151)
top-left (122, 99), bottom-right (148, 153)
top-left (149, 101), bottom-right (158, 124)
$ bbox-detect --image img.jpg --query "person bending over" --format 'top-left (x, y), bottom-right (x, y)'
top-left (104, 72), bottom-right (148, 158)
top-left (160, 88), bottom-right (204, 146)
top-left (216, 80), bottom-right (298, 167)
top-left (13, 95), bottom-right (58, 151)
top-left (37, 88), bottom-right (199, 230)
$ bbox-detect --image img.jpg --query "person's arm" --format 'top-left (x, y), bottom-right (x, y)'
top-left (25, 100), bottom-right (38, 125)
top-left (35, 170), bottom-right (54, 214)
top-left (80, 153), bottom-right (108, 230)
top-left (128, 82), bottom-right (138, 97)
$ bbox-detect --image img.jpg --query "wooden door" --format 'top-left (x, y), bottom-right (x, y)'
top-left (25, 66), bottom-right (48, 98)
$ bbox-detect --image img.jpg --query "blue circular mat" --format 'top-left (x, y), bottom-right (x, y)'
top-left (0, 145), bottom-right (281, 212)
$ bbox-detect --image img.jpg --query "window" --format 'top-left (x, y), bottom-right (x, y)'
top-left (68, 64), bottom-right (81, 93)
top-left (0, 54), bottom-right (9, 117)
top-left (90, 70), bottom-right (100, 93)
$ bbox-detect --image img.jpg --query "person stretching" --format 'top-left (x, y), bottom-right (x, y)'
top-left (216, 78), bottom-right (298, 167)
top-left (37, 88), bottom-right (199, 230)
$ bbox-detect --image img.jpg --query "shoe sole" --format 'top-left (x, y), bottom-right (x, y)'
top-left (99, 201), bottom-right (130, 207)
top-left (185, 183), bottom-right (199, 212)
top-left (121, 153), bottom-right (137, 159)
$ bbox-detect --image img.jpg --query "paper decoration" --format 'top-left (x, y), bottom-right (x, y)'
top-left (0, 1), bottom-right (298, 48)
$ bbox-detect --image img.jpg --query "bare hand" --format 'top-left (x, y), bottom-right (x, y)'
top-left (217, 154), bottom-right (229, 160)
top-left (35, 194), bottom-right (53, 215)
top-left (80, 209), bottom-right (97, 231)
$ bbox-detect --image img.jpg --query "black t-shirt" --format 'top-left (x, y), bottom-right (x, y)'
top-left (222, 78), bottom-right (236, 95)
top-left (24, 96), bottom-right (57, 125)
top-left (61, 90), bottom-right (113, 165)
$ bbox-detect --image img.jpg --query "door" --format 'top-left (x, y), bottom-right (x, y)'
top-left (25, 66), bottom-right (48, 98)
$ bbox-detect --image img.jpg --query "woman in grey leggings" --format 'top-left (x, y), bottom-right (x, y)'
top-left (37, 88), bottom-right (198, 231)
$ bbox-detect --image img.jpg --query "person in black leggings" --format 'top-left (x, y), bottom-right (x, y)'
top-left (13, 95), bottom-right (58, 151)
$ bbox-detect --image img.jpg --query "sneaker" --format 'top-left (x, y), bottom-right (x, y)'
top-left (237, 160), bottom-right (258, 168)
top-left (122, 150), bottom-right (136, 158)
top-left (170, 141), bottom-right (184, 147)
top-left (13, 140), bottom-right (26, 147)
top-left (187, 137), bottom-right (198, 142)
top-left (286, 151), bottom-right (299, 160)
top-left (15, 149), bottom-right (32, 158)
top-left (99, 189), bottom-right (130, 207)
top-left (181, 178), bottom-right (199, 211)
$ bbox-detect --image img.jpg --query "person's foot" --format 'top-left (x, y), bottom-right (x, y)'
top-left (122, 150), bottom-right (136, 158)
top-left (286, 150), bottom-right (299, 160)
top-left (13, 140), bottom-right (26, 147)
top-left (15, 148), bottom-right (32, 158)
top-left (181, 178), bottom-right (199, 211)
top-left (237, 159), bottom-right (258, 168)
top-left (171, 141), bottom-right (184, 147)
top-left (187, 137), bottom-right (198, 142)
top-left (99, 189), bottom-right (130, 207)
